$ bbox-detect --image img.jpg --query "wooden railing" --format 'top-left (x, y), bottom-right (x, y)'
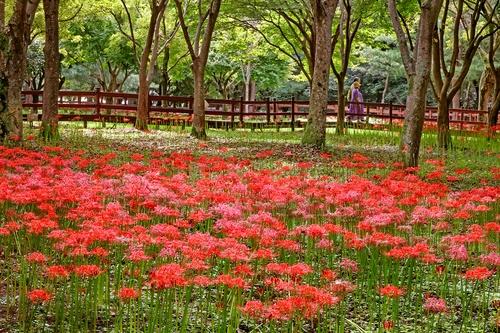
top-left (21, 89), bottom-right (494, 131)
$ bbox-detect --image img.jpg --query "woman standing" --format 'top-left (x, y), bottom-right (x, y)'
top-left (349, 81), bottom-right (365, 122)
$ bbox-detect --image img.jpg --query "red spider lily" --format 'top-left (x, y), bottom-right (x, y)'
top-left (463, 267), bottom-right (495, 281)
top-left (240, 300), bottom-right (265, 318)
top-left (379, 285), bottom-right (405, 298)
top-left (74, 265), bottom-right (104, 278)
top-left (26, 252), bottom-right (48, 264)
top-left (118, 287), bottom-right (140, 301)
top-left (423, 296), bottom-right (448, 314)
top-left (339, 258), bottom-right (359, 273)
top-left (321, 269), bottom-right (337, 281)
top-left (27, 289), bottom-right (53, 303)
top-left (385, 243), bottom-right (430, 261)
top-left (383, 320), bottom-right (394, 330)
top-left (150, 264), bottom-right (186, 289)
top-left (480, 253), bottom-right (500, 267)
top-left (214, 274), bottom-right (247, 289)
top-left (46, 265), bottom-right (70, 279)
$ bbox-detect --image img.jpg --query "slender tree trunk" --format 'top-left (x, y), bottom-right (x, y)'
top-left (40, 0), bottom-right (60, 140)
top-left (381, 73), bottom-right (389, 103)
top-left (400, 14), bottom-right (439, 165)
top-left (135, 18), bottom-right (156, 131)
top-left (0, 0), bottom-right (5, 27)
top-left (135, 0), bottom-right (167, 131)
top-left (136, 70), bottom-right (149, 130)
top-left (452, 85), bottom-right (460, 108)
top-left (335, 77), bottom-right (345, 135)
top-left (191, 61), bottom-right (206, 139)
top-left (437, 96), bottom-right (451, 148)
top-left (487, 79), bottom-right (500, 138)
top-left (479, 66), bottom-right (494, 111)
top-left (302, 0), bottom-right (336, 147)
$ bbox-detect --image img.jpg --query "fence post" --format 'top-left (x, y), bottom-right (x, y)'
top-left (239, 96), bottom-right (244, 127)
top-left (389, 102), bottom-right (393, 127)
top-left (95, 88), bottom-right (104, 127)
top-left (365, 103), bottom-right (370, 127)
top-left (291, 96), bottom-right (295, 131)
top-left (266, 97), bottom-right (271, 125)
top-left (95, 88), bottom-right (101, 115)
top-left (230, 101), bottom-right (235, 130)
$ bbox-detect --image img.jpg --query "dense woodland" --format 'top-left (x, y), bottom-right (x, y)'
top-left (0, 0), bottom-right (498, 165)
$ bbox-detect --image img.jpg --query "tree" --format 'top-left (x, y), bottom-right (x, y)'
top-left (62, 15), bottom-right (135, 92)
top-left (113, 0), bottom-right (178, 130)
top-left (331, 0), bottom-right (362, 135)
top-left (387, 0), bottom-right (444, 167)
top-left (236, 1), bottom-right (315, 85)
top-left (174, 0), bottom-right (222, 139)
top-left (302, 0), bottom-right (338, 148)
top-left (0, 0), bottom-right (41, 141)
top-left (40, 0), bottom-right (60, 140)
top-left (431, 0), bottom-right (498, 149)
top-left (478, 1), bottom-right (500, 137)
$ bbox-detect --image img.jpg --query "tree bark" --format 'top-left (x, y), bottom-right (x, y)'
top-left (388, 0), bottom-right (444, 166)
top-left (335, 77), bottom-right (345, 135)
top-left (192, 60), bottom-right (206, 139)
top-left (135, 0), bottom-right (167, 131)
top-left (0, 0), bottom-right (40, 141)
top-left (479, 66), bottom-right (494, 111)
top-left (174, 0), bottom-right (222, 140)
top-left (40, 0), bottom-right (60, 141)
top-left (437, 95), bottom-right (451, 148)
top-left (302, 0), bottom-right (337, 147)
top-left (381, 73), bottom-right (389, 103)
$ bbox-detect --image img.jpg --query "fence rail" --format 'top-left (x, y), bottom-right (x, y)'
top-left (21, 89), bottom-right (494, 131)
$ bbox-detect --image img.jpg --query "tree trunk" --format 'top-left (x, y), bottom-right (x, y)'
top-left (135, 0), bottom-right (166, 131)
top-left (136, 70), bottom-right (149, 130)
top-left (335, 77), bottom-right (345, 135)
top-left (381, 73), bottom-right (389, 103)
top-left (391, 0), bottom-right (443, 167)
top-left (302, 0), bottom-right (336, 147)
top-left (452, 85), bottom-right (460, 109)
top-left (400, 9), bottom-right (440, 166)
top-left (0, 0), bottom-right (41, 141)
top-left (40, 0), bottom-right (60, 141)
top-left (243, 63), bottom-right (251, 113)
top-left (437, 96), bottom-right (451, 148)
top-left (479, 66), bottom-right (494, 111)
top-left (487, 77), bottom-right (500, 138)
top-left (191, 61), bottom-right (206, 139)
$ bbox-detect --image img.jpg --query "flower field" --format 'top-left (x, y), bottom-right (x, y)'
top-left (0, 139), bottom-right (498, 332)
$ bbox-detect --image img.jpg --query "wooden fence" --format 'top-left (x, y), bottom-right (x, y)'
top-left (21, 89), bottom-right (493, 131)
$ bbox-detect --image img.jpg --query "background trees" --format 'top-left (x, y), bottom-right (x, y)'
top-left (0, 0), bottom-right (497, 165)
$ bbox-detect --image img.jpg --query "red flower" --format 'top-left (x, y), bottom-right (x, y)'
top-left (463, 266), bottom-right (494, 281)
top-left (118, 287), bottom-right (140, 301)
top-left (424, 296), bottom-right (448, 314)
top-left (26, 252), bottom-right (48, 264)
top-left (321, 269), bottom-right (337, 281)
top-left (240, 300), bottom-right (265, 318)
top-left (150, 263), bottom-right (186, 289)
top-left (74, 264), bottom-right (103, 278)
top-left (46, 265), bottom-right (70, 279)
top-left (27, 289), bottom-right (53, 304)
top-left (379, 285), bottom-right (405, 298)
top-left (383, 320), bottom-right (394, 330)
